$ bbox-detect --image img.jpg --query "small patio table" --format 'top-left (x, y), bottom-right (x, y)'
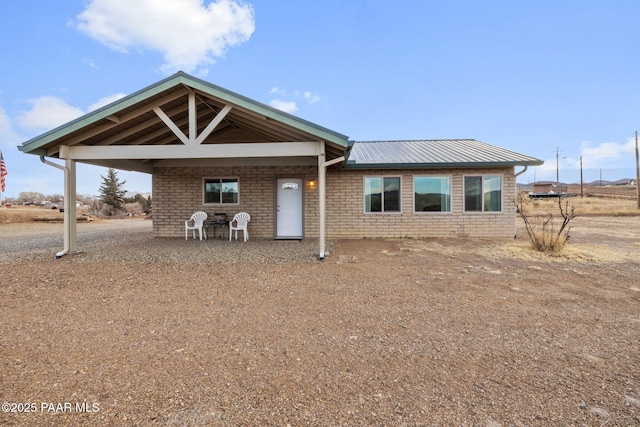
top-left (204, 219), bottom-right (227, 239)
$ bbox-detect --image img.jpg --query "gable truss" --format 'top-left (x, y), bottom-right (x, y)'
top-left (51, 85), bottom-right (331, 173)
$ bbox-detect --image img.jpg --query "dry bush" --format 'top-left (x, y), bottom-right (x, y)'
top-left (89, 200), bottom-right (112, 218)
top-left (123, 202), bottom-right (143, 217)
top-left (532, 196), bottom-right (637, 216)
top-left (515, 192), bottom-right (577, 254)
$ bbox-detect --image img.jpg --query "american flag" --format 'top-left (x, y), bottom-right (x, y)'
top-left (0, 150), bottom-right (7, 193)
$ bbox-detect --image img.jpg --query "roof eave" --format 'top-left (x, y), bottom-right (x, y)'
top-left (19, 71), bottom-right (350, 155)
top-left (175, 73), bottom-right (349, 147)
top-left (343, 160), bottom-right (544, 169)
top-left (19, 74), bottom-right (190, 154)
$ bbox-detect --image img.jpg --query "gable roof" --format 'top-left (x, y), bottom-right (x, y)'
top-left (18, 72), bottom-right (543, 173)
top-left (345, 139), bottom-right (543, 169)
top-left (19, 71), bottom-right (350, 171)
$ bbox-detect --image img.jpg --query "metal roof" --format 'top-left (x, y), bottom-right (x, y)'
top-left (18, 72), bottom-right (543, 173)
top-left (18, 71), bottom-right (350, 172)
top-left (345, 139), bottom-right (543, 169)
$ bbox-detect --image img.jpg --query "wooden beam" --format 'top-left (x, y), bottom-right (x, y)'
top-left (61, 89), bottom-right (189, 147)
top-left (189, 91), bottom-right (197, 144)
top-left (79, 159), bottom-right (154, 174)
top-left (153, 106), bottom-right (190, 145)
top-left (195, 104), bottom-right (232, 145)
top-left (154, 156), bottom-right (316, 168)
top-left (59, 141), bottom-right (321, 160)
top-left (93, 101), bottom-right (216, 147)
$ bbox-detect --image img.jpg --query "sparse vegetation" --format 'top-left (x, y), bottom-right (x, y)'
top-left (2, 215), bottom-right (639, 425)
top-left (515, 192), bottom-right (578, 254)
top-left (125, 193), bottom-right (152, 214)
top-left (16, 191), bottom-right (46, 205)
top-left (1, 192), bottom-right (150, 223)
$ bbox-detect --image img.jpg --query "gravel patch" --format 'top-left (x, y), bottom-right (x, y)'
top-left (1, 218), bottom-right (639, 426)
top-left (0, 219), bottom-right (330, 264)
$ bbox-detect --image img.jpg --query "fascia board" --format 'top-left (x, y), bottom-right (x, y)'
top-left (343, 160), bottom-right (544, 169)
top-left (18, 147), bottom-right (48, 156)
top-left (20, 71), bottom-right (350, 154)
top-left (19, 74), bottom-right (185, 154)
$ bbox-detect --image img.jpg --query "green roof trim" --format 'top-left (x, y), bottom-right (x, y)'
top-left (344, 160), bottom-right (543, 169)
top-left (19, 74), bottom-right (183, 153)
top-left (19, 71), bottom-right (349, 154)
top-left (170, 72), bottom-right (349, 146)
top-left (344, 139), bottom-right (543, 169)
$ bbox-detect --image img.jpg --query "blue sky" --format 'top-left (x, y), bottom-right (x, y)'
top-left (1, 0), bottom-right (639, 198)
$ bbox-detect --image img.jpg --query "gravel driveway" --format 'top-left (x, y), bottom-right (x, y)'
top-left (0, 219), bottom-right (328, 264)
top-left (1, 217), bottom-right (639, 426)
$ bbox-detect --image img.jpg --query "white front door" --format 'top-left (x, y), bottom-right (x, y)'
top-left (276, 178), bottom-right (303, 239)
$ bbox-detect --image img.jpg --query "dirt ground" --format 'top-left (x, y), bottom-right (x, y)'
top-left (0, 205), bottom-right (639, 425)
top-left (0, 205), bottom-right (66, 224)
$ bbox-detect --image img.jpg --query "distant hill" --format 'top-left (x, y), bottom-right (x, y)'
top-left (518, 178), bottom-right (636, 190)
top-left (582, 178), bottom-right (637, 186)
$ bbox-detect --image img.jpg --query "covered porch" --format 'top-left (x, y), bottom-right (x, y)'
top-left (19, 72), bottom-right (349, 259)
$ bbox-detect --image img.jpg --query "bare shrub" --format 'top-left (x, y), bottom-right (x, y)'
top-left (89, 199), bottom-right (121, 218)
top-left (89, 200), bottom-right (145, 218)
top-left (515, 192), bottom-right (578, 254)
top-left (124, 202), bottom-right (143, 217)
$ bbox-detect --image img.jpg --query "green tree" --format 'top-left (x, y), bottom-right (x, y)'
top-left (135, 193), bottom-right (152, 213)
top-left (123, 193), bottom-right (152, 214)
top-left (99, 168), bottom-right (127, 215)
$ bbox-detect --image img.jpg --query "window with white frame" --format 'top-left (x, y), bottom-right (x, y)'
top-left (414, 176), bottom-right (451, 212)
top-left (464, 175), bottom-right (502, 212)
top-left (204, 178), bottom-right (239, 204)
top-left (364, 176), bottom-right (401, 213)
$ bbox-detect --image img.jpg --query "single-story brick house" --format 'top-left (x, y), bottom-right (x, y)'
top-left (19, 72), bottom-right (542, 258)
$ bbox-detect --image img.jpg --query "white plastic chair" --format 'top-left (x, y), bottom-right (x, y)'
top-left (229, 212), bottom-right (250, 242)
top-left (185, 211), bottom-right (208, 241)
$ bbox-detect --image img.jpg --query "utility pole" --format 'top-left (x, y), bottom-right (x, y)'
top-left (580, 155), bottom-right (584, 197)
top-left (564, 154), bottom-right (582, 196)
top-left (636, 131), bottom-right (640, 209)
top-left (555, 147), bottom-right (560, 186)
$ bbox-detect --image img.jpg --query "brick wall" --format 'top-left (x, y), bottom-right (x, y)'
top-left (323, 167), bottom-right (517, 239)
top-left (152, 165), bottom-right (516, 239)
top-left (153, 165), bottom-right (317, 238)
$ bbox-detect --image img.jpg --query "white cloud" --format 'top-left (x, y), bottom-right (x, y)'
top-left (303, 91), bottom-right (321, 104)
top-left (530, 138), bottom-right (639, 184)
top-left (88, 93), bottom-right (127, 112)
top-left (0, 103), bottom-right (21, 149)
top-left (580, 139), bottom-right (636, 169)
top-left (76, 0), bottom-right (255, 73)
top-left (267, 87), bottom-right (322, 114)
top-left (269, 87), bottom-right (286, 96)
top-left (269, 99), bottom-right (298, 114)
top-left (17, 92), bottom-right (129, 133)
top-left (84, 58), bottom-right (100, 69)
top-left (531, 158), bottom-right (558, 181)
top-left (18, 96), bottom-right (84, 131)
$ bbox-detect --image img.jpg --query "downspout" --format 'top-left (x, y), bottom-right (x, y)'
top-left (40, 156), bottom-right (71, 258)
top-left (514, 165), bottom-right (528, 177)
top-left (318, 141), bottom-right (345, 260)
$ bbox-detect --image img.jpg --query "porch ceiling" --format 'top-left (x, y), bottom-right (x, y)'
top-left (19, 72), bottom-right (349, 173)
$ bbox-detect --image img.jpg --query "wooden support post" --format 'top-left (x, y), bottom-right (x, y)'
top-left (66, 159), bottom-right (77, 253)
